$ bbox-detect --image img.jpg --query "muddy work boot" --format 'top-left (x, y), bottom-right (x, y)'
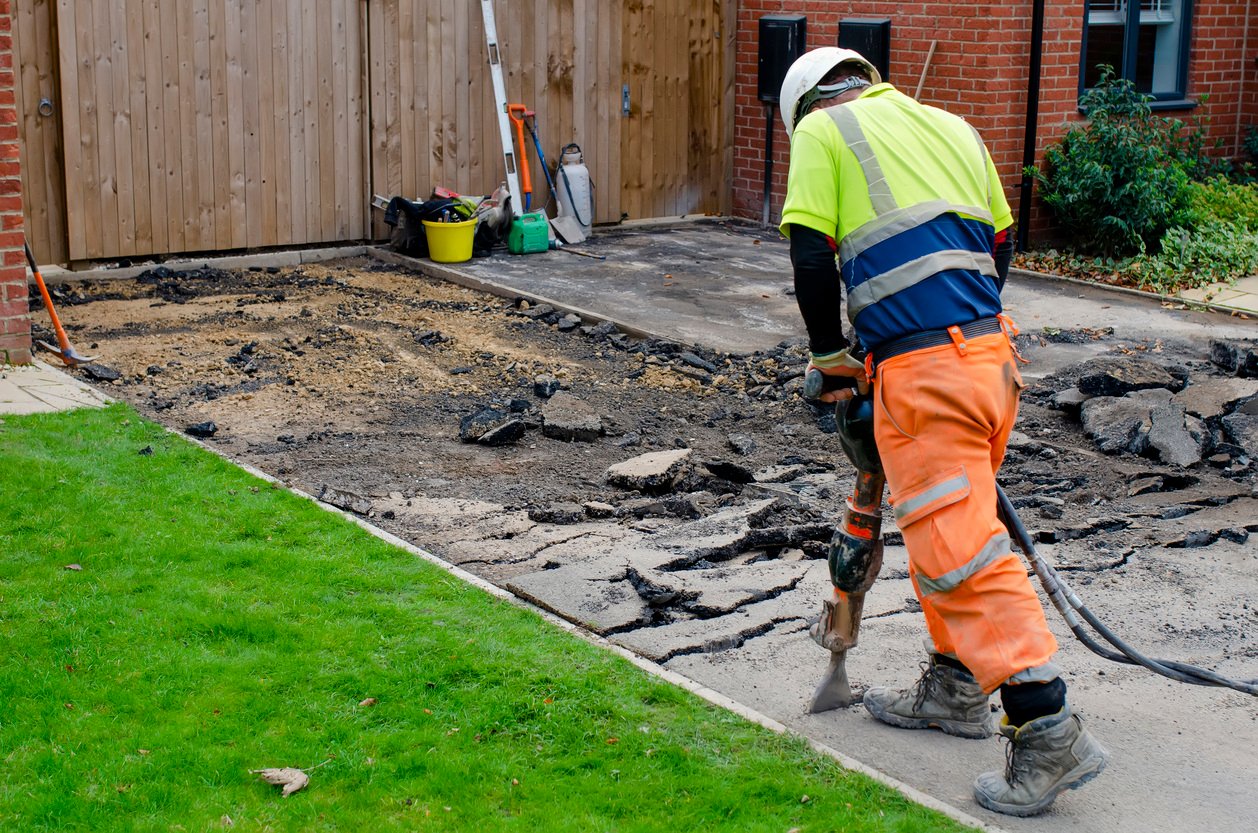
top-left (973, 705), bottom-right (1109, 817)
top-left (863, 655), bottom-right (994, 739)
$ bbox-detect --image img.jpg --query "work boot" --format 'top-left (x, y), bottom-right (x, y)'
top-left (863, 654), bottom-right (994, 739)
top-left (973, 705), bottom-right (1109, 817)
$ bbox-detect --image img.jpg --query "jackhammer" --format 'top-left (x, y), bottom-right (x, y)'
top-left (804, 372), bottom-right (886, 712)
top-left (802, 370), bottom-right (1258, 705)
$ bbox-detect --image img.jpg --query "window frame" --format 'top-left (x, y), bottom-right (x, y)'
top-left (1078, 0), bottom-right (1196, 110)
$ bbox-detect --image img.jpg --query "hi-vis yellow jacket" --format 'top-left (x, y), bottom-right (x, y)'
top-left (780, 83), bottom-right (1013, 350)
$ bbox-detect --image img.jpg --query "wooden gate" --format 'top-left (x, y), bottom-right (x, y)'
top-left (367, 0), bottom-right (731, 226)
top-left (50, 0), bottom-right (367, 263)
top-left (15, 1), bottom-right (731, 265)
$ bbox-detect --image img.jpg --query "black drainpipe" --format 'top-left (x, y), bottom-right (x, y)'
top-left (1017, 0), bottom-right (1047, 252)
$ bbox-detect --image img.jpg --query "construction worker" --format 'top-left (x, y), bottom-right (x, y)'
top-left (777, 47), bottom-right (1108, 817)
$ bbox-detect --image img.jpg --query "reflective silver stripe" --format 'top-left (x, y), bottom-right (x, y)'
top-left (828, 107), bottom-right (897, 215)
top-left (894, 470), bottom-right (969, 525)
top-left (1007, 662), bottom-right (1063, 685)
top-left (915, 533), bottom-right (1012, 596)
top-left (847, 249), bottom-right (999, 320)
top-left (839, 199), bottom-right (994, 263)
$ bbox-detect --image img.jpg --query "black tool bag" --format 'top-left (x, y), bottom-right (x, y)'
top-left (383, 196), bottom-right (465, 258)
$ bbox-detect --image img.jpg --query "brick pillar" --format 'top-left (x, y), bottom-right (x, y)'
top-left (0, 0), bottom-right (27, 366)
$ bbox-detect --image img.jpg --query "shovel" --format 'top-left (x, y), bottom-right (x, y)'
top-left (24, 241), bottom-right (97, 366)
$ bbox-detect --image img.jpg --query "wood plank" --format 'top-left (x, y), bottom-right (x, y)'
top-left (121, 0), bottom-right (150, 254)
top-left (239, 0), bottom-right (261, 248)
top-left (140, 0), bottom-right (167, 253)
top-left (423, 1), bottom-right (440, 192)
top-left (439, 2), bottom-right (455, 189)
top-left (55, 0), bottom-right (87, 260)
top-left (620, 0), bottom-right (643, 220)
top-left (259, 0), bottom-right (283, 245)
top-left (288, 0), bottom-right (308, 243)
top-left (597, 0), bottom-right (614, 223)
top-left (351, 0), bottom-right (368, 238)
top-left (331, 0), bottom-right (349, 238)
top-left (208, 0), bottom-right (231, 248)
top-left (454, 0), bottom-right (470, 192)
top-left (317, 0), bottom-right (335, 240)
top-left (266, 0), bottom-right (290, 246)
top-left (169, 0), bottom-right (192, 252)
top-left (303, 0), bottom-right (321, 241)
top-left (224, 0), bottom-right (246, 249)
top-left (397, 0), bottom-right (413, 198)
top-left (94, 0), bottom-right (119, 257)
top-left (190, 0), bottom-right (214, 249)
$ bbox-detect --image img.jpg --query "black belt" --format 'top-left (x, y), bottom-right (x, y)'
top-left (872, 317), bottom-right (1005, 368)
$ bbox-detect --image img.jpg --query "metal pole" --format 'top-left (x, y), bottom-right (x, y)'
top-left (762, 104), bottom-right (775, 229)
top-left (1017, 0), bottom-right (1046, 252)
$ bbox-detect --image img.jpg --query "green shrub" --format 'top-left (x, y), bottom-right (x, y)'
top-left (1181, 176), bottom-right (1258, 228)
top-left (1245, 126), bottom-right (1258, 165)
top-left (1029, 67), bottom-right (1191, 257)
top-left (1136, 221), bottom-right (1258, 293)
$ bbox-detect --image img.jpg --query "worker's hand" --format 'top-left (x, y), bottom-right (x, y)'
top-left (804, 349), bottom-right (869, 403)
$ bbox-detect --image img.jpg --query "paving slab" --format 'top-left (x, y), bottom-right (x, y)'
top-left (0, 361), bottom-right (112, 415)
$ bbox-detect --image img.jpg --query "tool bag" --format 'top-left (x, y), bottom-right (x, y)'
top-left (383, 196), bottom-right (468, 258)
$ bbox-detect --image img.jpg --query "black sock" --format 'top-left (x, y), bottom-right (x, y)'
top-left (933, 652), bottom-right (974, 676)
top-left (1000, 677), bottom-right (1067, 727)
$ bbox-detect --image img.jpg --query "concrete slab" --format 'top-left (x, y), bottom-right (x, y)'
top-left (0, 361), bottom-right (112, 415)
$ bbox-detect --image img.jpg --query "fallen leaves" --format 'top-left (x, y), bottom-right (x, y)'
top-left (63, 564), bottom-right (82, 571)
top-left (251, 767), bottom-right (310, 798)
top-left (358, 697), bottom-right (378, 707)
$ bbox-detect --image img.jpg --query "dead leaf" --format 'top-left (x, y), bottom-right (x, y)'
top-left (64, 564), bottom-right (82, 571)
top-left (137, 748), bottom-right (150, 756)
top-left (358, 697), bottom-right (377, 707)
top-left (220, 815), bottom-right (234, 828)
top-left (605, 737), bottom-right (619, 745)
top-left (251, 767), bottom-right (310, 798)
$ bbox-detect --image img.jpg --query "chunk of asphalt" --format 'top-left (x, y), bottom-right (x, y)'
top-left (1080, 396), bottom-right (1152, 455)
top-left (1077, 356), bottom-right (1185, 396)
top-left (1221, 412), bottom-right (1258, 459)
top-left (528, 502), bottom-right (587, 524)
top-left (1170, 377), bottom-right (1258, 420)
top-left (540, 392), bottom-right (602, 442)
top-left (82, 363), bottom-right (122, 382)
top-left (1209, 339), bottom-right (1258, 377)
top-left (533, 374), bottom-right (561, 398)
top-left (704, 459), bottom-right (755, 484)
top-left (727, 433), bottom-right (757, 455)
top-left (606, 448), bottom-right (693, 494)
top-left (1146, 404), bottom-right (1207, 468)
top-left (318, 485), bottom-right (373, 516)
top-left (185, 421), bottom-right (218, 438)
top-left (458, 407), bottom-right (527, 446)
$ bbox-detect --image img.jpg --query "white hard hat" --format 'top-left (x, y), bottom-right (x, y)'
top-left (779, 47), bottom-right (882, 137)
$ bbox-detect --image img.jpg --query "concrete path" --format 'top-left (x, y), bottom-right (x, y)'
top-left (0, 360), bottom-right (111, 415)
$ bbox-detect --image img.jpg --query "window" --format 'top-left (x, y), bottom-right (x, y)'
top-left (1081, 0), bottom-right (1193, 103)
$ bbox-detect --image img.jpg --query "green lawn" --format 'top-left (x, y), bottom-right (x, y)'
top-left (0, 405), bottom-right (973, 832)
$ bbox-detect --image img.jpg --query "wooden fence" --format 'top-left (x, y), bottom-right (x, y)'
top-left (15, 0), bottom-right (733, 266)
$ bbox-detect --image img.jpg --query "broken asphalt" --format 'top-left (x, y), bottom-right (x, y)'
top-left (376, 219), bottom-right (1258, 833)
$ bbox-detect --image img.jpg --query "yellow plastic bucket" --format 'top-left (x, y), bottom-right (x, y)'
top-left (422, 218), bottom-right (477, 263)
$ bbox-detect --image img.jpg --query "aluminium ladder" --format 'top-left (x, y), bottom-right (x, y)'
top-left (480, 0), bottom-right (523, 217)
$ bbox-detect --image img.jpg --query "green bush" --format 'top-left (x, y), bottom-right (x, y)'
top-left (1181, 176), bottom-right (1258, 228)
top-left (1136, 222), bottom-right (1258, 294)
top-left (1029, 67), bottom-right (1191, 257)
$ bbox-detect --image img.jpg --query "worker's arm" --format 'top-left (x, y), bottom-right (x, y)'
top-left (789, 224), bottom-right (849, 355)
top-left (993, 227), bottom-right (1014, 291)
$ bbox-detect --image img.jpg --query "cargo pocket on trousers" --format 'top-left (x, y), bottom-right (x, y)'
top-left (893, 465), bottom-right (971, 530)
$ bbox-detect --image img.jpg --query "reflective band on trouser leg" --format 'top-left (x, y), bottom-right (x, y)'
top-left (874, 332), bottom-right (1057, 694)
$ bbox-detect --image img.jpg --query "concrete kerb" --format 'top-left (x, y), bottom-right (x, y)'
top-left (158, 422), bottom-right (1004, 833)
top-left (369, 246), bottom-right (679, 346)
top-left (36, 245), bottom-right (372, 285)
top-left (1010, 266), bottom-right (1256, 318)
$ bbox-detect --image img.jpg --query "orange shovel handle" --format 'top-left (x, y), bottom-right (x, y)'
top-left (507, 103), bottom-right (532, 197)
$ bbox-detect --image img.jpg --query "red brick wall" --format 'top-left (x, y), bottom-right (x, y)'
top-left (733, 0), bottom-right (1255, 247)
top-left (0, 0), bottom-right (27, 365)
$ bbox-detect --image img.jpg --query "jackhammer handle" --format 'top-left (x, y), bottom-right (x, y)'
top-left (803, 368), bottom-right (854, 400)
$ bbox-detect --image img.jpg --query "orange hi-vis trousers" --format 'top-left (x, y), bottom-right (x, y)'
top-left (872, 329), bottom-right (1060, 694)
